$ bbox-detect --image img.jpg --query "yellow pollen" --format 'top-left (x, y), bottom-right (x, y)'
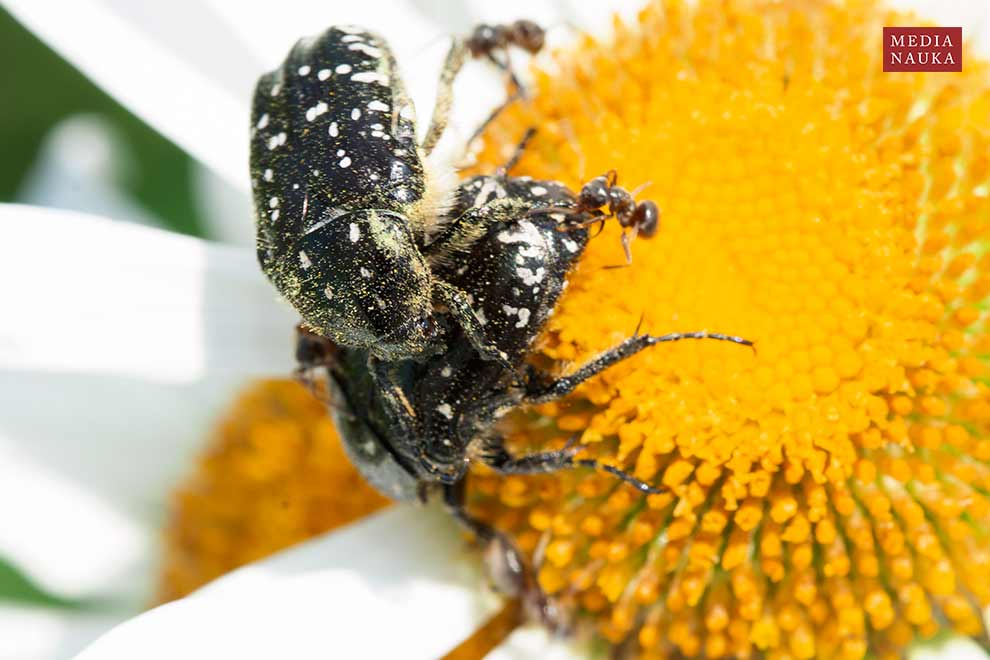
top-left (464, 0), bottom-right (990, 656)
top-left (157, 380), bottom-right (388, 602)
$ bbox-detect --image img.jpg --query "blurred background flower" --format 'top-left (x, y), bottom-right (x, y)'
top-left (0, 1), bottom-right (988, 659)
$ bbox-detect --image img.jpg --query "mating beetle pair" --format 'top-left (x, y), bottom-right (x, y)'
top-left (250, 21), bottom-right (751, 621)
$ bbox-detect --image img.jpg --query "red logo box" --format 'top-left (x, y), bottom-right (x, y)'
top-left (884, 27), bottom-right (961, 72)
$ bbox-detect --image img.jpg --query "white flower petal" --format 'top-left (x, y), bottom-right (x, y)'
top-left (0, 605), bottom-right (124, 660)
top-left (192, 162), bottom-right (255, 247)
top-left (75, 505), bottom-right (502, 660)
top-left (889, 0), bottom-right (990, 57)
top-left (0, 204), bottom-right (295, 383)
top-left (0, 369), bottom-right (268, 600)
top-left (17, 115), bottom-right (165, 230)
top-left (486, 626), bottom-right (591, 660)
top-left (909, 636), bottom-right (990, 660)
top-left (5, 0), bottom-right (250, 191)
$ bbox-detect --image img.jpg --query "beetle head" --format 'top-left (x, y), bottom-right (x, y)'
top-left (293, 209), bottom-right (436, 360)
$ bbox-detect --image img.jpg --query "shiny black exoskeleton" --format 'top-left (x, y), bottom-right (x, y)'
top-left (251, 24), bottom-right (553, 363)
top-left (256, 21), bottom-right (752, 625)
top-left (297, 173), bottom-right (752, 623)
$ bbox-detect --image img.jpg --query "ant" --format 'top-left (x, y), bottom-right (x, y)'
top-left (423, 20), bottom-right (546, 156)
top-left (531, 170), bottom-right (660, 264)
top-left (466, 20), bottom-right (545, 87)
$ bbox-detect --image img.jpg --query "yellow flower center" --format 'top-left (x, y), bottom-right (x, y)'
top-left (464, 0), bottom-right (990, 657)
top-left (157, 380), bottom-right (388, 603)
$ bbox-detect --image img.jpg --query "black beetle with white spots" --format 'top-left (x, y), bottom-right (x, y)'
top-left (251, 21), bottom-right (752, 626)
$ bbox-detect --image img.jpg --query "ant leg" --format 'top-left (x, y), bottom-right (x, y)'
top-left (524, 331), bottom-right (754, 404)
top-left (457, 89), bottom-right (524, 166)
top-left (496, 127), bottom-right (537, 176)
top-left (442, 480), bottom-right (564, 629)
top-left (480, 439), bottom-right (662, 495)
top-left (421, 37), bottom-right (469, 156)
top-left (484, 50), bottom-right (527, 97)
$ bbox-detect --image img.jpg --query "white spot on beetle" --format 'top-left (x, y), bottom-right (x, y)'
top-left (352, 71), bottom-right (388, 84)
top-left (516, 266), bottom-right (545, 286)
top-left (341, 35), bottom-right (363, 43)
top-left (263, 168), bottom-right (273, 182)
top-left (349, 223), bottom-right (360, 242)
top-left (339, 156), bottom-right (352, 168)
top-left (335, 64), bottom-right (352, 74)
top-left (436, 403), bottom-right (453, 419)
top-left (318, 68), bottom-right (331, 80)
top-left (349, 43), bottom-right (382, 57)
top-left (360, 267), bottom-right (372, 279)
top-left (305, 101), bottom-right (328, 121)
top-left (497, 221), bottom-right (542, 246)
top-left (299, 250), bottom-right (312, 268)
top-left (369, 173), bottom-right (379, 181)
top-left (351, 108), bottom-right (361, 120)
top-left (367, 100), bottom-right (389, 112)
top-left (519, 245), bottom-right (541, 258)
top-left (270, 83), bottom-right (281, 96)
top-left (562, 238), bottom-right (579, 253)
top-left (324, 285), bottom-right (334, 300)
top-left (337, 149), bottom-right (346, 157)
top-left (502, 304), bottom-right (531, 328)
top-left (440, 366), bottom-right (453, 378)
top-left (297, 65), bottom-right (311, 75)
top-left (269, 196), bottom-right (279, 208)
top-left (256, 113), bottom-right (269, 129)
top-left (531, 185), bottom-right (548, 197)
top-left (328, 121), bottom-right (339, 137)
top-left (270, 210), bottom-right (279, 221)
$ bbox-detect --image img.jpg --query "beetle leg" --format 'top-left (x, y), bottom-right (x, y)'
top-left (420, 37), bottom-right (469, 156)
top-left (421, 28), bottom-right (535, 158)
top-left (495, 127), bottom-right (537, 177)
top-left (441, 480), bottom-right (566, 630)
top-left (433, 280), bottom-right (517, 374)
top-left (366, 357), bottom-right (418, 437)
top-left (425, 196), bottom-right (530, 259)
top-left (524, 331), bottom-right (754, 404)
top-left (479, 439), bottom-right (662, 495)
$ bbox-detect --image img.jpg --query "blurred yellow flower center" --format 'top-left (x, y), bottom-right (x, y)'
top-left (464, 0), bottom-right (990, 657)
top-left (157, 380), bottom-right (387, 603)
top-left (161, 1), bottom-right (990, 658)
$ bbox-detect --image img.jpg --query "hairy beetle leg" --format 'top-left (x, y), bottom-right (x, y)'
top-left (525, 331), bottom-right (755, 405)
top-left (481, 442), bottom-right (663, 495)
top-left (442, 481), bottom-right (566, 631)
top-left (422, 21), bottom-right (546, 157)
